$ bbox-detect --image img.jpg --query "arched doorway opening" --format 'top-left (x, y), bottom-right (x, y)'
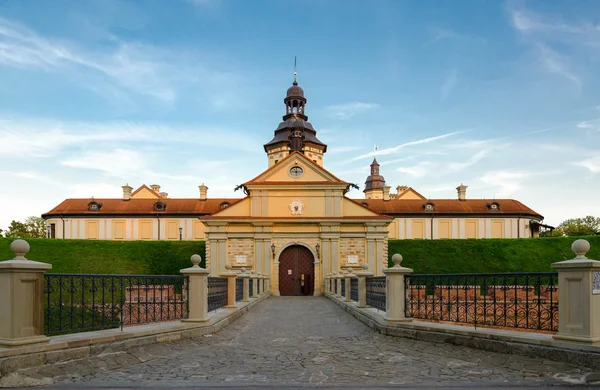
top-left (278, 245), bottom-right (315, 296)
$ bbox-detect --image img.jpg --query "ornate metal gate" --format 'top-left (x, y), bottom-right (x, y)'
top-left (278, 245), bottom-right (314, 296)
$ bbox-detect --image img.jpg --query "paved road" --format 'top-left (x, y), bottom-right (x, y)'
top-left (7, 297), bottom-right (595, 388)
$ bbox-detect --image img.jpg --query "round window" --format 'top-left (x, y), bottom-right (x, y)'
top-left (289, 166), bottom-right (304, 177)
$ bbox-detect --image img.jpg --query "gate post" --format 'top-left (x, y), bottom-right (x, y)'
top-left (239, 268), bottom-right (250, 302)
top-left (336, 272), bottom-right (343, 298)
top-left (382, 254), bottom-right (412, 322)
top-left (553, 239), bottom-right (600, 344)
top-left (250, 270), bottom-right (258, 298)
top-left (345, 268), bottom-right (355, 302)
top-left (324, 273), bottom-right (331, 295)
top-left (356, 263), bottom-right (372, 308)
top-left (181, 254), bottom-right (210, 323)
top-left (0, 240), bottom-right (52, 347)
top-left (220, 264), bottom-right (237, 308)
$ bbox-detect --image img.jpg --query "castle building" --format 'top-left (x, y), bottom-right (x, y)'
top-left (42, 78), bottom-right (545, 295)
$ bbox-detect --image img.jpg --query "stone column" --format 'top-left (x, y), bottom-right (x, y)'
top-left (220, 264), bottom-right (237, 309)
top-left (553, 239), bottom-right (600, 344)
top-left (262, 273), bottom-right (268, 295)
top-left (356, 263), bottom-right (372, 308)
top-left (0, 240), bottom-right (52, 347)
top-left (250, 270), bottom-right (258, 298)
top-left (382, 254), bottom-right (413, 322)
top-left (345, 268), bottom-right (356, 302)
top-left (336, 272), bottom-right (343, 298)
top-left (324, 273), bottom-right (331, 295)
top-left (239, 268), bottom-right (250, 302)
top-left (181, 254), bottom-right (210, 323)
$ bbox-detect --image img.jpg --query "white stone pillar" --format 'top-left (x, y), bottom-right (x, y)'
top-left (345, 268), bottom-right (355, 302)
top-left (0, 240), bottom-right (52, 347)
top-left (382, 254), bottom-right (413, 322)
top-left (239, 268), bottom-right (250, 302)
top-left (250, 270), bottom-right (258, 298)
top-left (220, 264), bottom-right (237, 308)
top-left (356, 263), bottom-right (372, 308)
top-left (181, 254), bottom-right (210, 323)
top-left (553, 239), bottom-right (600, 344)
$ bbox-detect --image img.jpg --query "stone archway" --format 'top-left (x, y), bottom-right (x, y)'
top-left (278, 245), bottom-right (315, 296)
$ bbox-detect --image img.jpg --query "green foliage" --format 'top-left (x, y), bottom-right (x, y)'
top-left (0, 238), bottom-right (206, 275)
top-left (388, 236), bottom-right (600, 274)
top-left (3, 216), bottom-right (47, 238)
top-left (551, 216), bottom-right (600, 237)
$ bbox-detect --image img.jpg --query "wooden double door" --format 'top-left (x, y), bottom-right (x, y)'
top-left (278, 245), bottom-right (314, 296)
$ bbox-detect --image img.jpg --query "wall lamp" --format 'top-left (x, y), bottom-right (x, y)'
top-left (315, 243), bottom-right (320, 260)
top-left (271, 243), bottom-right (276, 258)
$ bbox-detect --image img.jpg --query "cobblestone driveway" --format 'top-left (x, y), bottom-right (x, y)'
top-left (12, 297), bottom-right (594, 387)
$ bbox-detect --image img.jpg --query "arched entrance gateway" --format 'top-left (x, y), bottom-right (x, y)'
top-left (278, 245), bottom-right (314, 296)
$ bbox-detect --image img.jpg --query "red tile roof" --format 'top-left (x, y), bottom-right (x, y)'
top-left (357, 198), bottom-right (542, 218)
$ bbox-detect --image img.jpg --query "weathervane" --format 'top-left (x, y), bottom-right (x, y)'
top-left (294, 56), bottom-right (297, 82)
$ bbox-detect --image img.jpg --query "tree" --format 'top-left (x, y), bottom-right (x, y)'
top-left (551, 216), bottom-right (600, 237)
top-left (4, 216), bottom-right (47, 238)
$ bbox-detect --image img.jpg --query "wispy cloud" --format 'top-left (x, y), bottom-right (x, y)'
top-left (350, 130), bottom-right (467, 162)
top-left (535, 44), bottom-right (581, 88)
top-left (573, 156), bottom-right (600, 173)
top-left (577, 119), bottom-right (600, 131)
top-left (396, 162), bottom-right (433, 178)
top-left (479, 170), bottom-right (532, 197)
top-left (448, 150), bottom-right (488, 172)
top-left (325, 102), bottom-right (378, 120)
top-left (426, 27), bottom-right (487, 46)
top-left (441, 69), bottom-right (459, 99)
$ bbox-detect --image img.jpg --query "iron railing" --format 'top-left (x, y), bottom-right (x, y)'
top-left (351, 278), bottom-right (358, 302)
top-left (208, 277), bottom-right (228, 312)
top-left (405, 273), bottom-right (559, 331)
top-left (236, 278), bottom-right (243, 302)
top-left (341, 278), bottom-right (346, 297)
top-left (333, 279), bottom-right (338, 295)
top-left (366, 276), bottom-right (386, 311)
top-left (44, 274), bottom-right (188, 336)
top-left (249, 278), bottom-right (254, 297)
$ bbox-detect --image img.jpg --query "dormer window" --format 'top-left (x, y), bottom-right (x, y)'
top-left (361, 201), bottom-right (369, 207)
top-left (487, 201), bottom-right (500, 211)
top-left (423, 202), bottom-right (435, 212)
top-left (88, 200), bottom-right (102, 212)
top-left (153, 201), bottom-right (167, 212)
top-left (220, 201), bottom-right (230, 210)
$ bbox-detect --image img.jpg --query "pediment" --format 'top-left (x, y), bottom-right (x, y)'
top-left (131, 185), bottom-right (160, 199)
top-left (396, 187), bottom-right (426, 200)
top-left (246, 151), bottom-right (345, 185)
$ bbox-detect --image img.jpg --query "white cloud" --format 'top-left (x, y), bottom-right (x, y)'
top-left (426, 27), bottom-right (487, 46)
top-left (351, 130), bottom-right (467, 162)
top-left (441, 69), bottom-right (459, 99)
top-left (61, 149), bottom-right (147, 177)
top-left (573, 156), bottom-right (600, 173)
top-left (479, 170), bottom-right (531, 197)
top-left (325, 102), bottom-right (378, 120)
top-left (396, 162), bottom-right (432, 178)
top-left (536, 44), bottom-right (581, 88)
top-left (448, 150), bottom-right (488, 172)
top-left (577, 119), bottom-right (600, 131)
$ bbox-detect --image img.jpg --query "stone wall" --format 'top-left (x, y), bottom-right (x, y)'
top-left (227, 238), bottom-right (255, 267)
top-left (340, 237), bottom-right (365, 266)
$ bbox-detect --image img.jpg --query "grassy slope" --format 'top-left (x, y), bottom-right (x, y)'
top-left (0, 238), bottom-right (206, 275)
top-left (388, 236), bottom-right (600, 274)
top-left (2, 236), bottom-right (598, 275)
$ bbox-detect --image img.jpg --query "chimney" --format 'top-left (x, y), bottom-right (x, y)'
top-left (159, 192), bottom-right (168, 199)
top-left (383, 185), bottom-right (391, 201)
top-left (199, 183), bottom-right (208, 201)
top-left (151, 184), bottom-right (161, 193)
top-left (122, 184), bottom-right (133, 201)
top-left (456, 183), bottom-right (468, 201)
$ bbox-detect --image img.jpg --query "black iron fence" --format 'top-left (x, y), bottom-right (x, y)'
top-left (341, 278), bottom-right (346, 297)
top-left (236, 278), bottom-right (243, 302)
top-left (351, 278), bottom-right (358, 302)
top-left (249, 278), bottom-right (254, 297)
top-left (333, 278), bottom-right (338, 295)
top-left (208, 277), bottom-right (228, 312)
top-left (44, 274), bottom-right (188, 336)
top-left (366, 276), bottom-right (386, 311)
top-left (405, 273), bottom-right (559, 331)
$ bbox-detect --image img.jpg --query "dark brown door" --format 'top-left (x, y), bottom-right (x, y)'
top-left (278, 245), bottom-right (314, 296)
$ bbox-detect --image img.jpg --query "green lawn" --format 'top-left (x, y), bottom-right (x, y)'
top-left (0, 238), bottom-right (206, 275)
top-left (388, 236), bottom-right (600, 274)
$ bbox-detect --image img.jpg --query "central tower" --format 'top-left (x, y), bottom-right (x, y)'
top-left (264, 75), bottom-right (327, 167)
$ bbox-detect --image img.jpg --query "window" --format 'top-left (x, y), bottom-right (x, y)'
top-left (289, 165), bottom-right (304, 177)
top-left (487, 202), bottom-right (500, 211)
top-left (423, 202), bottom-right (435, 212)
top-left (153, 201), bottom-right (167, 212)
top-left (220, 202), bottom-right (230, 209)
top-left (50, 223), bottom-right (56, 239)
top-left (88, 201), bottom-right (102, 211)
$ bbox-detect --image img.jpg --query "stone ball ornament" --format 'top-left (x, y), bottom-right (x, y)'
top-left (361, 263), bottom-right (368, 271)
top-left (11, 239), bottom-right (30, 260)
top-left (572, 239), bottom-right (590, 259)
top-left (190, 254), bottom-right (202, 268)
top-left (392, 253), bottom-right (403, 267)
top-left (225, 263), bottom-right (233, 271)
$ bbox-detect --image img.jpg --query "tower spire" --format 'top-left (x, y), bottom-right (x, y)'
top-left (294, 56), bottom-right (297, 84)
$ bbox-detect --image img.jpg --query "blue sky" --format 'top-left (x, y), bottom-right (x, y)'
top-left (1, 0), bottom-right (599, 229)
